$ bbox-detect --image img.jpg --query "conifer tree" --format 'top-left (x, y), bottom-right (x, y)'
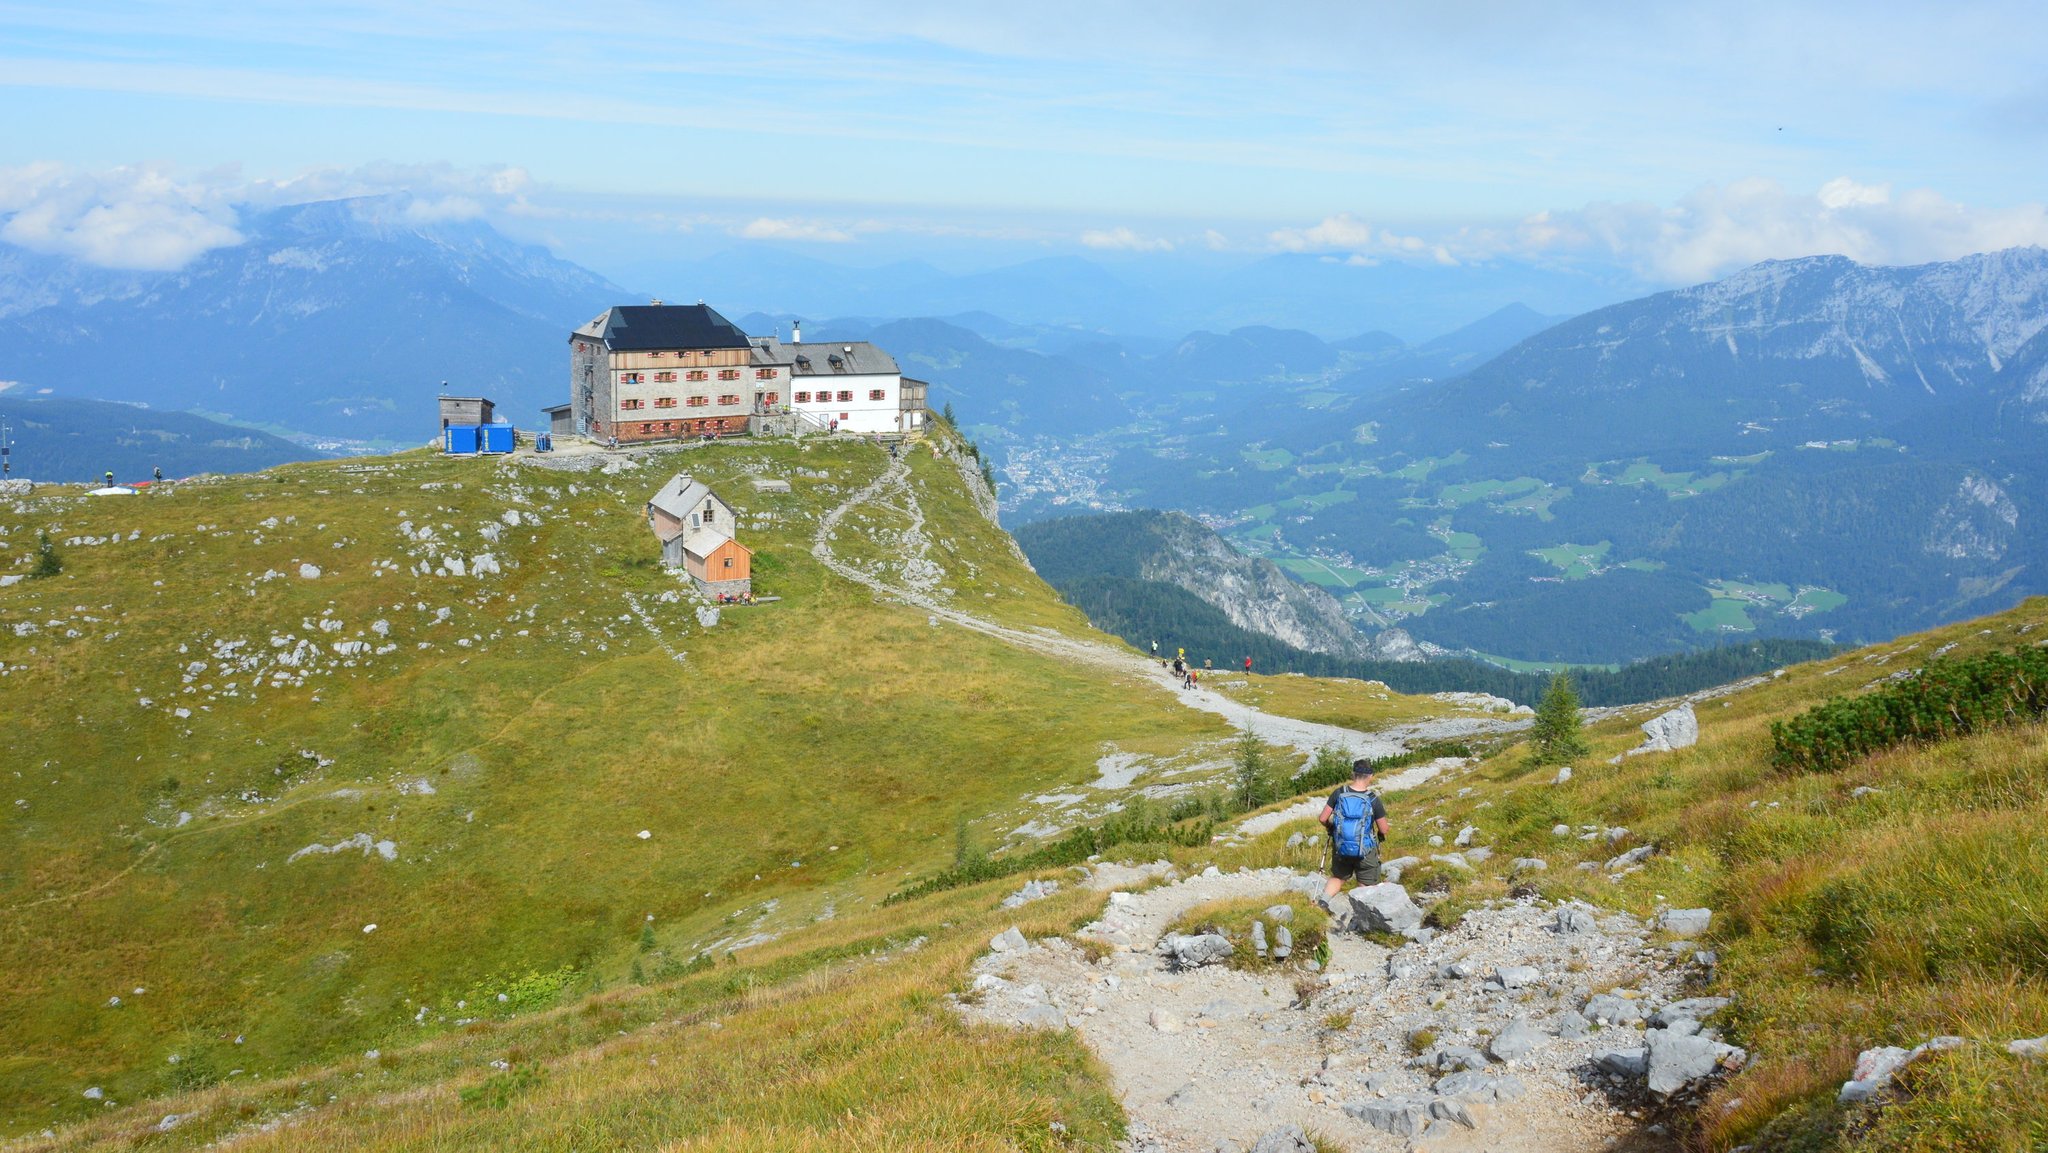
top-left (1529, 671), bottom-right (1590, 764)
top-left (30, 531), bottom-right (60, 579)
top-left (1234, 730), bottom-right (1274, 811)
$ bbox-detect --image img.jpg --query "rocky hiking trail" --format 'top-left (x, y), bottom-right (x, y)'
top-left (818, 452), bottom-right (1730, 1150)
top-left (964, 866), bottom-right (1728, 1153)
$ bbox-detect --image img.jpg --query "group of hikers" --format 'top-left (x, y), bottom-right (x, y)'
top-left (1150, 639), bottom-right (1254, 690)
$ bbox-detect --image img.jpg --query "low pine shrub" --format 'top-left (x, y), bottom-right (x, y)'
top-left (1770, 646), bottom-right (2048, 774)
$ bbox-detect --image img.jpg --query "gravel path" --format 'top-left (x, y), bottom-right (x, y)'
top-left (964, 866), bottom-right (1689, 1153)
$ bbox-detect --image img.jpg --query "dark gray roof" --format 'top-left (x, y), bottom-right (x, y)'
top-left (540, 403), bottom-right (572, 414)
top-left (750, 337), bottom-right (900, 375)
top-left (589, 304), bottom-right (751, 352)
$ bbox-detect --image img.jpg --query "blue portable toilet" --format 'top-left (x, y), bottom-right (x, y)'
top-left (444, 425), bottom-right (481, 454)
top-left (481, 424), bottom-right (515, 454)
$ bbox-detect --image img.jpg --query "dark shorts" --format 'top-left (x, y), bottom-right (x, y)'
top-left (1331, 853), bottom-right (1381, 885)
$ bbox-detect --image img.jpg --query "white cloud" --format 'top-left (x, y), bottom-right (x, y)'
top-left (1557, 178), bottom-right (2048, 283)
top-left (1268, 212), bottom-right (1375, 252)
top-left (1079, 226), bottom-right (1173, 252)
top-left (401, 195), bottom-right (485, 223)
top-left (0, 163), bottom-right (242, 270)
top-left (1273, 179), bottom-right (2048, 285)
top-left (737, 217), bottom-right (854, 242)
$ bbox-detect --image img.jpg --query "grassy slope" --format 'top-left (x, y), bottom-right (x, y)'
top-left (0, 435), bottom-right (1233, 1135)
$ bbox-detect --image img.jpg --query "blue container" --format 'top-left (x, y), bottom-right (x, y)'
top-left (482, 424), bottom-right (515, 454)
top-left (443, 425), bottom-right (480, 454)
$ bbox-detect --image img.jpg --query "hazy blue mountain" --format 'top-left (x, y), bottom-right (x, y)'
top-left (0, 394), bottom-right (320, 482)
top-left (659, 245), bottom-right (1639, 342)
top-left (1372, 248), bottom-right (2048, 465)
top-left (0, 196), bottom-right (624, 446)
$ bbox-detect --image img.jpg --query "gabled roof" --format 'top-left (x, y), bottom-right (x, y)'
top-left (751, 337), bottom-right (900, 375)
top-left (647, 473), bottom-right (735, 537)
top-left (585, 304), bottom-right (752, 352)
top-left (683, 530), bottom-right (750, 563)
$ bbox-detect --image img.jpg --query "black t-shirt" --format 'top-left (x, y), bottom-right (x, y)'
top-left (1325, 786), bottom-right (1386, 854)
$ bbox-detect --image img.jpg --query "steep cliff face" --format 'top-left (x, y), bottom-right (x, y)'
top-left (1136, 513), bottom-right (1372, 658)
top-left (1014, 509), bottom-right (1372, 658)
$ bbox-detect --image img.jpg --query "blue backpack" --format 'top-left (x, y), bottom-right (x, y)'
top-left (1334, 791), bottom-right (1378, 858)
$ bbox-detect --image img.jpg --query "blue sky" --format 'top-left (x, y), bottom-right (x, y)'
top-left (2, 0), bottom-right (2045, 284)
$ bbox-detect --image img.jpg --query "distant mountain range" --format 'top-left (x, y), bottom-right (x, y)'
top-left (0, 196), bottom-right (624, 447)
top-left (0, 395), bottom-right (318, 483)
top-left (1008, 247), bottom-right (2048, 664)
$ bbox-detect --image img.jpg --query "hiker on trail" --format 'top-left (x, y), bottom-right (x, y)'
top-left (1203, 658), bottom-right (1212, 671)
top-left (1171, 655), bottom-right (1185, 679)
top-left (1151, 639), bottom-right (1159, 657)
top-left (1319, 759), bottom-right (1390, 899)
top-left (104, 470), bottom-right (114, 488)
top-left (153, 466), bottom-right (162, 483)
top-left (1244, 655), bottom-right (1253, 673)
top-left (1177, 646), bottom-right (1185, 661)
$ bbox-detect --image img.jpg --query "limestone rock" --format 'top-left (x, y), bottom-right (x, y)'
top-left (1838, 1045), bottom-right (1912, 1103)
top-left (1346, 882), bottom-right (1426, 939)
top-left (989, 926), bottom-right (1028, 953)
top-left (1584, 993), bottom-right (1646, 1025)
top-left (1651, 997), bottom-right (1731, 1029)
top-left (1554, 906), bottom-right (1599, 935)
top-left (1626, 704), bottom-right (1699, 757)
top-left (1150, 1007), bottom-right (1183, 1033)
top-left (1607, 845), bottom-right (1656, 870)
top-left (1510, 857), bottom-right (1548, 872)
top-left (1430, 1096), bottom-right (1478, 1129)
top-left (1490, 1018), bottom-right (1546, 1061)
top-left (1497, 965), bottom-right (1541, 989)
top-left (1644, 1026), bottom-right (1744, 1098)
top-left (1596, 1047), bottom-right (1648, 1078)
top-left (1249, 1126), bottom-right (1316, 1153)
top-left (1157, 932), bottom-right (1234, 969)
top-left (1657, 908), bottom-right (1712, 936)
top-left (2008, 1035), bottom-right (2047, 1059)
top-left (1345, 1097), bottom-right (1432, 1138)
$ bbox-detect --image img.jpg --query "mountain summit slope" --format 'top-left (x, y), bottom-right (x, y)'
top-left (0, 433), bottom-right (1240, 1132)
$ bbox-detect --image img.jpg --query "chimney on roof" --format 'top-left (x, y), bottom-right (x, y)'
top-left (650, 297), bottom-right (663, 306)
top-left (790, 320), bottom-right (802, 344)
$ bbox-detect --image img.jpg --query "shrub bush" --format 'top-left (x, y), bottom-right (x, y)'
top-left (1770, 646), bottom-right (2048, 774)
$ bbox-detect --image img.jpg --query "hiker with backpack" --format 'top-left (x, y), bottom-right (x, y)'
top-left (1319, 759), bottom-right (1390, 899)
